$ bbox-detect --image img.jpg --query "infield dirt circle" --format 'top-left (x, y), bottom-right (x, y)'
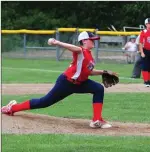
top-left (2, 83), bottom-right (150, 136)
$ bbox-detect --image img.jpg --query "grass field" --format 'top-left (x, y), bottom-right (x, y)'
top-left (2, 58), bottom-right (150, 152)
top-left (2, 58), bottom-right (143, 83)
top-left (2, 135), bottom-right (150, 152)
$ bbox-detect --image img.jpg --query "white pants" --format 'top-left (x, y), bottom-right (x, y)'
top-left (126, 51), bottom-right (137, 64)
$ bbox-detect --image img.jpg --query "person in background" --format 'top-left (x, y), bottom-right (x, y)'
top-left (139, 18), bottom-right (150, 87)
top-left (131, 35), bottom-right (142, 78)
top-left (123, 35), bottom-right (138, 64)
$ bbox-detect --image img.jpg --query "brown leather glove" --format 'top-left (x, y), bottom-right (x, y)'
top-left (102, 70), bottom-right (119, 88)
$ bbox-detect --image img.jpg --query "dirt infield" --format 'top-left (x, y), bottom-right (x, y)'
top-left (2, 83), bottom-right (150, 95)
top-left (2, 83), bottom-right (150, 136)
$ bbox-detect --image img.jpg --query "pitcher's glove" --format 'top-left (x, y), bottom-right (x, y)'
top-left (102, 70), bottom-right (119, 88)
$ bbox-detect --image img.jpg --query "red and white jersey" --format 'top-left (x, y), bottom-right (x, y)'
top-left (64, 47), bottom-right (95, 82)
top-left (140, 29), bottom-right (150, 50)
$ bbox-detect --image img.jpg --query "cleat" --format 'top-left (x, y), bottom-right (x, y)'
top-left (148, 81), bottom-right (150, 87)
top-left (146, 85), bottom-right (150, 87)
top-left (144, 81), bottom-right (150, 87)
top-left (1, 100), bottom-right (17, 116)
top-left (90, 119), bottom-right (112, 129)
top-left (90, 120), bottom-right (101, 128)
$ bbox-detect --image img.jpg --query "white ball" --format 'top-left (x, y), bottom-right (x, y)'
top-left (48, 38), bottom-right (55, 45)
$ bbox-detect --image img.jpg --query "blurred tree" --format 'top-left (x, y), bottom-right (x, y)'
top-left (1, 1), bottom-right (150, 30)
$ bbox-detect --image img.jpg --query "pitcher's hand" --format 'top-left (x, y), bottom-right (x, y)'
top-left (48, 38), bottom-right (59, 45)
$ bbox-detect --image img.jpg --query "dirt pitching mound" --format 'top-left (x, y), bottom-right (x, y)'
top-left (2, 112), bottom-right (150, 136)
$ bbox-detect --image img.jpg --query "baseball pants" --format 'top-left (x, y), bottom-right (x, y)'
top-left (141, 49), bottom-right (150, 72)
top-left (126, 51), bottom-right (137, 64)
top-left (30, 74), bottom-right (104, 109)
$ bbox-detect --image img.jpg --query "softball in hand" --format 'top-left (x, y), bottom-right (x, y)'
top-left (48, 38), bottom-right (55, 45)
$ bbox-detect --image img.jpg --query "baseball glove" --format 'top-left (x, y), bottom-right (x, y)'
top-left (102, 70), bottom-right (119, 88)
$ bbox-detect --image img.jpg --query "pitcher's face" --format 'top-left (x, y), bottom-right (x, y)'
top-left (83, 39), bottom-right (95, 49)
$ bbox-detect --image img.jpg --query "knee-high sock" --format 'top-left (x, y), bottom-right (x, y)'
top-left (92, 103), bottom-right (103, 121)
top-left (142, 71), bottom-right (149, 82)
top-left (12, 100), bottom-right (30, 113)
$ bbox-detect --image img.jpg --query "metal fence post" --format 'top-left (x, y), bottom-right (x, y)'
top-left (55, 28), bottom-right (60, 61)
top-left (23, 34), bottom-right (27, 57)
top-left (94, 29), bottom-right (99, 63)
top-left (75, 28), bottom-right (79, 45)
top-left (122, 36), bottom-right (127, 47)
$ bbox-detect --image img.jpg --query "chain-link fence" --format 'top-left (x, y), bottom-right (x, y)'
top-left (2, 29), bottom-right (140, 63)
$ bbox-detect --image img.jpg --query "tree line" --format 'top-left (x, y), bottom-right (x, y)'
top-left (1, 1), bottom-right (150, 31)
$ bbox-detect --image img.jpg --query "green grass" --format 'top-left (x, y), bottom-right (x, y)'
top-left (2, 58), bottom-right (143, 83)
top-left (2, 93), bottom-right (150, 122)
top-left (2, 134), bottom-right (150, 152)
